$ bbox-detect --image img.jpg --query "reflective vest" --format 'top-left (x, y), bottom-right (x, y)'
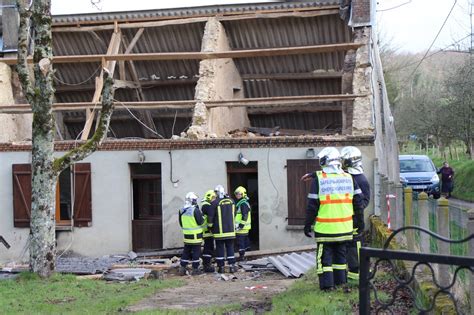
top-left (180, 205), bottom-right (203, 244)
top-left (213, 198), bottom-right (236, 239)
top-left (314, 171), bottom-right (354, 242)
top-left (201, 201), bottom-right (213, 238)
top-left (235, 198), bottom-right (251, 235)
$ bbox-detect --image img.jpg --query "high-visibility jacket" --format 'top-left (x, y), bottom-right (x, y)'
top-left (313, 171), bottom-right (354, 242)
top-left (201, 201), bottom-right (213, 238)
top-left (235, 198), bottom-right (251, 235)
top-left (179, 205), bottom-right (203, 244)
top-left (210, 197), bottom-right (236, 240)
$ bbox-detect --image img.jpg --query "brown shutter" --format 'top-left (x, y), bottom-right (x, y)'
top-left (73, 163), bottom-right (92, 227)
top-left (286, 159), bottom-right (321, 225)
top-left (12, 164), bottom-right (32, 227)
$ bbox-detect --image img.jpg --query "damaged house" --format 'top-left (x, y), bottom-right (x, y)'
top-left (0, 0), bottom-right (398, 262)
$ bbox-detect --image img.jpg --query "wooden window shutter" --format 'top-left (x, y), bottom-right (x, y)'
top-left (286, 159), bottom-right (321, 225)
top-left (12, 164), bottom-right (32, 227)
top-left (73, 163), bottom-right (92, 227)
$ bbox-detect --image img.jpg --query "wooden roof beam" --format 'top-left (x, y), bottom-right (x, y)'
top-left (0, 43), bottom-right (364, 65)
top-left (51, 8), bottom-right (340, 31)
top-left (0, 94), bottom-right (365, 113)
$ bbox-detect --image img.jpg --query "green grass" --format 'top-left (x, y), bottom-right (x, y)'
top-left (0, 272), bottom-right (183, 314)
top-left (270, 268), bottom-right (358, 314)
top-left (431, 157), bottom-right (474, 202)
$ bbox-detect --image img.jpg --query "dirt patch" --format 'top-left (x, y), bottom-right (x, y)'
top-left (126, 270), bottom-right (294, 312)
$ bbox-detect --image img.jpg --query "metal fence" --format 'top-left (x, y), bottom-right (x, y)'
top-left (372, 186), bottom-right (474, 313)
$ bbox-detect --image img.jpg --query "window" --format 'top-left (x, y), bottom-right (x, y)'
top-left (12, 163), bottom-right (92, 228)
top-left (286, 159), bottom-right (321, 226)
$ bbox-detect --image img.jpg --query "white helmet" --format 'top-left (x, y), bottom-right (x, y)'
top-left (317, 147), bottom-right (341, 167)
top-left (184, 192), bottom-right (198, 207)
top-left (341, 146), bottom-right (363, 169)
top-left (214, 185), bottom-right (226, 199)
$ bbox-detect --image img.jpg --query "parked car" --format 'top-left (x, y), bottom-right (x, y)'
top-left (399, 155), bottom-right (441, 199)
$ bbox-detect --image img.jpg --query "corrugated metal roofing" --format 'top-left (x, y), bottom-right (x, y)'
top-left (52, 1), bottom-right (340, 25)
top-left (243, 79), bottom-right (341, 98)
top-left (249, 109), bottom-right (342, 131)
top-left (243, 252), bottom-right (316, 278)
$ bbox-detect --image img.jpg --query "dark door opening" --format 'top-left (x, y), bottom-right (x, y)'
top-left (130, 163), bottom-right (163, 251)
top-left (226, 161), bottom-right (259, 250)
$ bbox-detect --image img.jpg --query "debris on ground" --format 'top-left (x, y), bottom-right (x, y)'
top-left (242, 252), bottom-right (315, 278)
top-left (245, 285), bottom-right (268, 290)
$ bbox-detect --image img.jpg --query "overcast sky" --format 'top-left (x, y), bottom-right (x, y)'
top-left (51, 0), bottom-right (473, 53)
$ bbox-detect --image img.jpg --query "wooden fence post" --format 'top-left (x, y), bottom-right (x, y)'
top-left (418, 192), bottom-right (430, 253)
top-left (467, 210), bottom-right (474, 315)
top-left (404, 187), bottom-right (414, 251)
top-left (437, 198), bottom-right (450, 287)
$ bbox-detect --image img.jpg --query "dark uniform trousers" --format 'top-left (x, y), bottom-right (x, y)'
top-left (347, 232), bottom-right (362, 280)
top-left (236, 234), bottom-right (250, 258)
top-left (202, 237), bottom-right (214, 265)
top-left (215, 239), bottom-right (236, 267)
top-left (316, 241), bottom-right (348, 289)
top-left (180, 244), bottom-right (201, 269)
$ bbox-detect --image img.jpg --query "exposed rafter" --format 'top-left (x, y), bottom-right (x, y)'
top-left (0, 43), bottom-right (364, 65)
top-left (0, 94), bottom-right (365, 114)
top-left (51, 8), bottom-right (340, 30)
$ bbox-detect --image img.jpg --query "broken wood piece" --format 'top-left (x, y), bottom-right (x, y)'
top-left (110, 264), bottom-right (171, 271)
top-left (76, 274), bottom-right (103, 280)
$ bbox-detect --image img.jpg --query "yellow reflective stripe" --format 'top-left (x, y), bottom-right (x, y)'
top-left (217, 205), bottom-right (223, 235)
top-left (332, 264), bottom-right (347, 270)
top-left (183, 238), bottom-right (203, 244)
top-left (348, 271), bottom-right (359, 280)
top-left (213, 232), bottom-right (235, 239)
top-left (316, 244), bottom-right (324, 274)
top-left (357, 240), bottom-right (361, 261)
top-left (315, 235), bottom-right (353, 242)
top-left (322, 266), bottom-right (333, 272)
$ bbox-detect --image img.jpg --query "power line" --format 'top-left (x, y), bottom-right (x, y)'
top-left (409, 0), bottom-right (458, 78)
top-left (387, 34), bottom-right (471, 72)
top-left (377, 0), bottom-right (413, 12)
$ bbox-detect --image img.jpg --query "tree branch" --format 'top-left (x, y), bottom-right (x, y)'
top-left (16, 0), bottom-right (34, 103)
top-left (53, 70), bottom-right (115, 174)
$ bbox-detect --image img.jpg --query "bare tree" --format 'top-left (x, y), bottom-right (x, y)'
top-left (16, 0), bottom-right (115, 277)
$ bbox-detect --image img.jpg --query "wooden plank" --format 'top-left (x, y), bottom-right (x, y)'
top-left (51, 7), bottom-right (340, 31)
top-left (81, 30), bottom-right (122, 140)
top-left (124, 28), bottom-right (145, 54)
top-left (0, 43), bottom-right (363, 65)
top-left (0, 94), bottom-right (363, 114)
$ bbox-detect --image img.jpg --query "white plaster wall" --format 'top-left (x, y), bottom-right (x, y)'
top-left (0, 145), bottom-right (375, 263)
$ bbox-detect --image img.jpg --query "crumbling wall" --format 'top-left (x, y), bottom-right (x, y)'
top-left (351, 27), bottom-right (374, 135)
top-left (0, 63), bottom-right (32, 142)
top-left (187, 18), bottom-right (248, 139)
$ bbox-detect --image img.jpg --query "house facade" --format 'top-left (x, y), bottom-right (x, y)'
top-left (0, 0), bottom-right (398, 263)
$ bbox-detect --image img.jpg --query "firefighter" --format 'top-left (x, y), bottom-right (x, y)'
top-left (178, 192), bottom-right (204, 276)
top-left (303, 147), bottom-right (364, 290)
top-left (201, 189), bottom-right (217, 273)
top-left (207, 185), bottom-right (237, 273)
top-left (234, 186), bottom-right (251, 261)
top-left (341, 146), bottom-right (371, 282)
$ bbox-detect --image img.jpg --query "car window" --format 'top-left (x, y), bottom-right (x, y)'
top-left (400, 159), bottom-right (435, 172)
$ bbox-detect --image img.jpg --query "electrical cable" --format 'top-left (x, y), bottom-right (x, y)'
top-left (408, 0), bottom-right (458, 78)
top-left (53, 66), bottom-right (101, 86)
top-left (266, 138), bottom-right (280, 204)
top-left (387, 34), bottom-right (471, 72)
top-left (114, 99), bottom-right (165, 139)
top-left (377, 0), bottom-right (413, 12)
top-left (171, 110), bottom-right (178, 138)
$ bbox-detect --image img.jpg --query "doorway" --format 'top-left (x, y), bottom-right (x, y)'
top-left (130, 163), bottom-right (163, 251)
top-left (226, 161), bottom-right (259, 250)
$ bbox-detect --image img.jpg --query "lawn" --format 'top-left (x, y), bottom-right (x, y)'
top-left (0, 272), bottom-right (182, 314)
top-left (270, 268), bottom-right (358, 314)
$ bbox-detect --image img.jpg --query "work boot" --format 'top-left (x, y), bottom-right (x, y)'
top-left (229, 264), bottom-right (237, 273)
top-left (191, 268), bottom-right (202, 276)
top-left (217, 266), bottom-right (225, 274)
top-left (178, 266), bottom-right (187, 276)
top-left (203, 263), bottom-right (215, 273)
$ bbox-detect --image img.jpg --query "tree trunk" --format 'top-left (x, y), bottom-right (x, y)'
top-left (17, 0), bottom-right (116, 277)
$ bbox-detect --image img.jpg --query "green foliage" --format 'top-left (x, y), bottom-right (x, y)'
top-left (270, 268), bottom-right (358, 314)
top-left (0, 273), bottom-right (182, 314)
